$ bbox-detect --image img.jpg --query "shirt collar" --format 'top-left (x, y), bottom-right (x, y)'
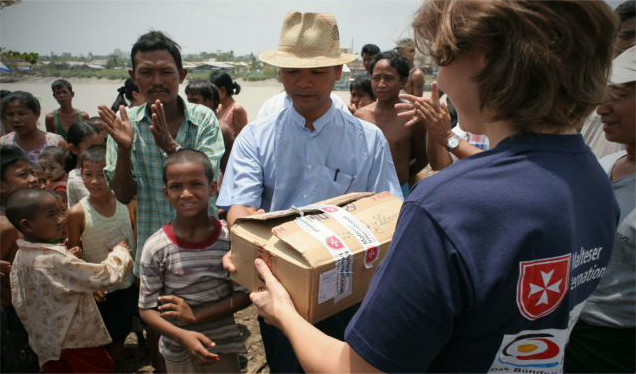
top-left (288, 98), bottom-right (337, 136)
top-left (17, 239), bottom-right (68, 255)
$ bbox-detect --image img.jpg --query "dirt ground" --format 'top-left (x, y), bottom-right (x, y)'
top-left (123, 305), bottom-right (269, 374)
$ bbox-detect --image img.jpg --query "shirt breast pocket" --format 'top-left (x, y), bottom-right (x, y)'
top-left (317, 165), bottom-right (355, 195)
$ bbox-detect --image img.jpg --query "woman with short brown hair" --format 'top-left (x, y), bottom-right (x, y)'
top-left (242, 1), bottom-right (622, 372)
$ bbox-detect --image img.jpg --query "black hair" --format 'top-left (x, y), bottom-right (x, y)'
top-left (162, 148), bottom-right (214, 185)
top-left (131, 30), bottom-right (183, 71)
top-left (349, 75), bottom-right (375, 100)
top-left (79, 145), bottom-right (106, 169)
top-left (186, 80), bottom-right (215, 102)
top-left (0, 90), bottom-right (11, 101)
top-left (210, 71), bottom-right (241, 96)
top-left (5, 189), bottom-right (55, 232)
top-left (0, 145), bottom-right (30, 182)
top-left (67, 121), bottom-right (100, 147)
top-left (616, 0), bottom-right (635, 22)
top-left (1, 91), bottom-right (41, 115)
top-left (186, 80), bottom-right (221, 111)
top-left (361, 44), bottom-right (381, 55)
top-left (38, 146), bottom-right (72, 173)
top-left (51, 79), bottom-right (73, 93)
top-left (111, 78), bottom-right (140, 112)
top-left (369, 50), bottom-right (410, 79)
top-left (66, 121), bottom-right (101, 170)
top-left (87, 117), bottom-right (105, 133)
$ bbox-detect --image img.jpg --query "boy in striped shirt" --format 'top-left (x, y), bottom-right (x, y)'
top-left (139, 149), bottom-right (249, 373)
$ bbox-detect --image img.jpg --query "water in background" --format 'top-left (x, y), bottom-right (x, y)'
top-left (1, 78), bottom-right (350, 130)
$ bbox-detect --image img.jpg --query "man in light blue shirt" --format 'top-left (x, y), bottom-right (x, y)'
top-left (217, 11), bottom-right (401, 374)
top-left (218, 99), bottom-right (401, 215)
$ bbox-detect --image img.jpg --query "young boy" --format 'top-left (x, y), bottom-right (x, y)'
top-left (355, 50), bottom-right (427, 196)
top-left (66, 145), bottom-right (137, 372)
top-left (348, 75), bottom-right (375, 115)
top-left (0, 145), bottom-right (40, 373)
top-left (138, 149), bottom-right (249, 373)
top-left (6, 188), bottom-right (133, 373)
top-left (45, 79), bottom-right (89, 140)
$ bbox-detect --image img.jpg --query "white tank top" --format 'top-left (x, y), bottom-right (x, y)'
top-left (80, 196), bottom-right (136, 287)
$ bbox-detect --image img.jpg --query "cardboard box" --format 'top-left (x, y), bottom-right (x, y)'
top-left (229, 191), bottom-right (402, 323)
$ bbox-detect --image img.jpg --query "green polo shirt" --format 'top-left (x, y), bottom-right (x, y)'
top-left (105, 97), bottom-right (225, 276)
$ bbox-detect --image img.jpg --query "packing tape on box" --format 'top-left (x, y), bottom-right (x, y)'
top-left (318, 205), bottom-right (381, 269)
top-left (295, 216), bottom-right (353, 303)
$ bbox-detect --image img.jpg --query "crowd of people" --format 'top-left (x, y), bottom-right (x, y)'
top-left (0, 0), bottom-right (634, 373)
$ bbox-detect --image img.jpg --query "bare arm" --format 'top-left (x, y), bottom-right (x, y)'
top-left (426, 132), bottom-right (453, 171)
top-left (112, 147), bottom-right (136, 204)
top-left (0, 216), bottom-right (18, 261)
top-left (98, 105), bottom-right (137, 204)
top-left (139, 308), bottom-right (220, 365)
top-left (227, 205), bottom-right (261, 228)
top-left (45, 113), bottom-right (55, 133)
top-left (157, 292), bottom-right (251, 325)
top-left (66, 203), bottom-right (85, 249)
top-left (409, 122), bottom-right (428, 180)
top-left (232, 105), bottom-right (248, 134)
top-left (251, 259), bottom-right (382, 373)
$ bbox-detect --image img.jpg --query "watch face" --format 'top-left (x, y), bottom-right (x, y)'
top-left (447, 136), bottom-right (460, 150)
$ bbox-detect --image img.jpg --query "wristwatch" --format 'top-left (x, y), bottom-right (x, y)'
top-left (446, 134), bottom-right (461, 151)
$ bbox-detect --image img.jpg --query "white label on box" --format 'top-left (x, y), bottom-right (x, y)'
top-left (296, 216), bottom-right (353, 302)
top-left (318, 268), bottom-right (337, 304)
top-left (319, 206), bottom-right (382, 269)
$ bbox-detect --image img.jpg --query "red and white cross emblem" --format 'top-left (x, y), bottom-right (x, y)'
top-left (516, 254), bottom-right (571, 320)
top-left (326, 235), bottom-right (344, 250)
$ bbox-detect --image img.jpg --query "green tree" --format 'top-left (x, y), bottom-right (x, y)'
top-left (106, 48), bottom-right (127, 68)
top-left (0, 48), bottom-right (39, 65)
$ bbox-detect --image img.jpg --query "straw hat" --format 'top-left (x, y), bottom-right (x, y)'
top-left (259, 12), bottom-right (357, 68)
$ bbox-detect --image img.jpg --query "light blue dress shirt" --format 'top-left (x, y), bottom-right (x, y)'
top-left (217, 102), bottom-right (402, 212)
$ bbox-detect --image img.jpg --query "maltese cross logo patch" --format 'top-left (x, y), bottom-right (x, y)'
top-left (516, 254), bottom-right (571, 320)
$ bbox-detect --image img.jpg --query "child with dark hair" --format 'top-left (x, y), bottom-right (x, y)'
top-left (7, 188), bottom-right (132, 373)
top-left (210, 71), bottom-right (248, 137)
top-left (186, 80), bottom-right (234, 174)
top-left (356, 50), bottom-right (427, 196)
top-left (66, 145), bottom-right (136, 372)
top-left (395, 38), bottom-right (425, 97)
top-left (139, 149), bottom-right (249, 373)
top-left (0, 91), bottom-right (67, 163)
top-left (0, 89), bottom-right (12, 135)
top-left (0, 145), bottom-right (39, 373)
top-left (111, 78), bottom-right (145, 112)
top-left (361, 44), bottom-right (381, 74)
top-left (66, 121), bottom-right (105, 207)
top-left (348, 75), bottom-right (375, 114)
top-left (38, 146), bottom-right (71, 197)
top-left (45, 79), bottom-right (89, 140)
top-left (185, 80), bottom-right (220, 111)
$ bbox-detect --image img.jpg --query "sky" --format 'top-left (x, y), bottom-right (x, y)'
top-left (0, 0), bottom-right (424, 58)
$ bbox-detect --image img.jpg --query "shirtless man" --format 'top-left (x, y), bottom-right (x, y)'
top-left (396, 39), bottom-right (425, 97)
top-left (45, 79), bottom-right (89, 140)
top-left (355, 51), bottom-right (427, 196)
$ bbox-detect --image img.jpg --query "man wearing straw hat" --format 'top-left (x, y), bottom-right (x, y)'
top-left (217, 11), bottom-right (401, 373)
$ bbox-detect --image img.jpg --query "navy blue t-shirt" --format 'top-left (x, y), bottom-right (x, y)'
top-left (345, 134), bottom-right (618, 373)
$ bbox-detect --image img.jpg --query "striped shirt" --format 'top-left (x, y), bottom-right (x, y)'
top-left (138, 219), bottom-right (246, 361)
top-left (105, 97), bottom-right (224, 276)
